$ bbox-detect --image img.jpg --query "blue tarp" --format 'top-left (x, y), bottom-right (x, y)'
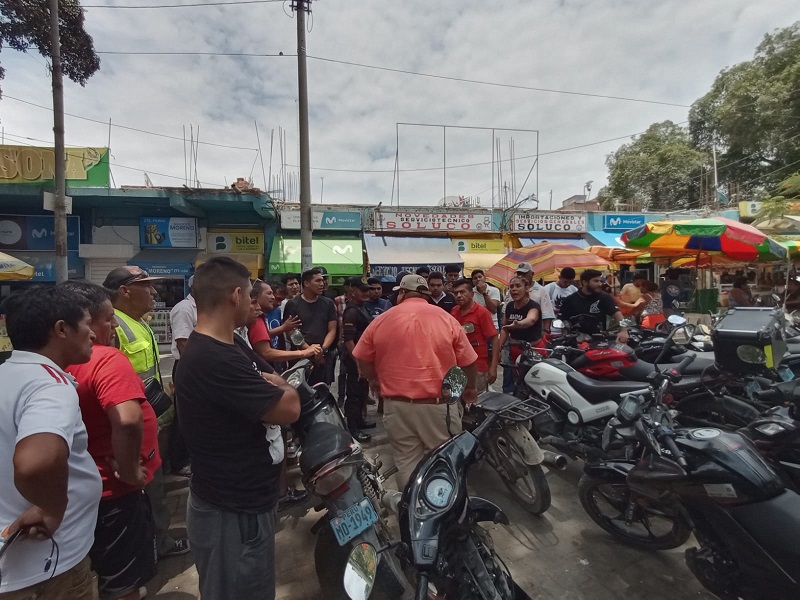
top-left (583, 231), bottom-right (625, 247)
top-left (519, 237), bottom-right (589, 248)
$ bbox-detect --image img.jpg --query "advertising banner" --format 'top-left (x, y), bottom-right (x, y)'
top-left (0, 146), bottom-right (110, 186)
top-left (738, 201), bottom-right (763, 218)
top-left (512, 212), bottom-right (586, 233)
top-left (0, 214), bottom-right (80, 251)
top-left (602, 214), bottom-right (646, 231)
top-left (139, 217), bottom-right (198, 248)
top-left (375, 210), bottom-right (493, 231)
top-left (280, 209), bottom-right (362, 230)
top-left (207, 229), bottom-right (264, 254)
top-left (451, 238), bottom-right (505, 253)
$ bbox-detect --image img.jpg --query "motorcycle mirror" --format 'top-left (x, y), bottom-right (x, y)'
top-left (552, 319), bottom-right (565, 330)
top-left (343, 542), bottom-right (378, 600)
top-left (289, 329), bottom-right (305, 347)
top-left (667, 314), bottom-right (687, 326)
top-left (442, 366), bottom-right (467, 405)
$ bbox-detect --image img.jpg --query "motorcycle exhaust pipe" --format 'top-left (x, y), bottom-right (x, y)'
top-left (541, 450), bottom-right (568, 471)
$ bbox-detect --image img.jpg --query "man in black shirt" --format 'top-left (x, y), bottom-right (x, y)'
top-left (342, 279), bottom-right (375, 442)
top-left (176, 256), bottom-right (300, 600)
top-left (283, 268), bottom-right (338, 385)
top-left (428, 271), bottom-right (457, 313)
top-left (560, 268), bottom-right (629, 344)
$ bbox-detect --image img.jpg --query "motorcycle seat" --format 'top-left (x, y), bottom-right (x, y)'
top-left (565, 370), bottom-right (649, 404)
top-left (299, 422), bottom-right (353, 477)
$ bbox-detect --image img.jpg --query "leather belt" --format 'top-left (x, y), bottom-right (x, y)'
top-left (385, 396), bottom-right (442, 405)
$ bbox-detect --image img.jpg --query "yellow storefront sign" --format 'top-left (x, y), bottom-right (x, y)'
top-left (207, 229), bottom-right (264, 254)
top-left (0, 146), bottom-right (109, 185)
top-left (452, 238), bottom-right (505, 253)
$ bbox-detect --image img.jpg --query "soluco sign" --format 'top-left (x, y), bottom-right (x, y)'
top-left (375, 210), bottom-right (493, 231)
top-left (512, 212), bottom-right (586, 233)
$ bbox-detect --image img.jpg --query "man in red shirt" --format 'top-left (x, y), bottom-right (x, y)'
top-left (451, 278), bottom-right (499, 393)
top-left (63, 281), bottom-right (158, 600)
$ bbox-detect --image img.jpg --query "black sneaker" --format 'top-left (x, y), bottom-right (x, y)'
top-left (358, 420), bottom-right (377, 430)
top-left (159, 538), bottom-right (190, 559)
top-left (351, 429), bottom-right (372, 443)
top-left (278, 487), bottom-right (310, 512)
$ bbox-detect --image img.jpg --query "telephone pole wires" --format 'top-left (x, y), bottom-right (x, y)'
top-left (292, 0), bottom-right (313, 270)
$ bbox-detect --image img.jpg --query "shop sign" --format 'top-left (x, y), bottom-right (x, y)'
top-left (370, 263), bottom-right (454, 279)
top-left (0, 146), bottom-right (110, 186)
top-left (375, 210), bottom-right (493, 231)
top-left (738, 201), bottom-right (763, 218)
top-left (132, 262), bottom-right (192, 276)
top-left (139, 217), bottom-right (197, 248)
top-left (207, 229), bottom-right (264, 254)
top-left (0, 214), bottom-right (80, 251)
top-left (281, 209), bottom-right (362, 230)
top-left (452, 238), bottom-right (505, 253)
top-left (512, 212), bottom-right (586, 233)
top-left (602, 214), bottom-right (645, 231)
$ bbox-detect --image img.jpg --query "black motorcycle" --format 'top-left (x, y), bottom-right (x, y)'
top-left (582, 368), bottom-right (800, 599)
top-left (282, 359), bottom-right (408, 599)
top-left (342, 367), bottom-right (532, 600)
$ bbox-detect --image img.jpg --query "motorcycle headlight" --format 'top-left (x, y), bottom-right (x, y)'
top-left (308, 457), bottom-right (354, 496)
top-left (286, 371), bottom-right (303, 388)
top-left (754, 422), bottom-right (786, 436)
top-left (737, 345), bottom-right (767, 365)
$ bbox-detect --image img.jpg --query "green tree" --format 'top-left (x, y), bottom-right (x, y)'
top-left (689, 22), bottom-right (800, 194)
top-left (754, 171), bottom-right (800, 223)
top-left (605, 121), bottom-right (707, 211)
top-left (0, 0), bottom-right (99, 96)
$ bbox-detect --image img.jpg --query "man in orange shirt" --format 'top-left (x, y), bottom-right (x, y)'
top-left (451, 278), bottom-right (498, 393)
top-left (353, 274), bottom-right (478, 489)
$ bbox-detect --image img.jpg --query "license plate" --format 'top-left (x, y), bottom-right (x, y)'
top-left (779, 366), bottom-right (795, 382)
top-left (330, 498), bottom-right (378, 546)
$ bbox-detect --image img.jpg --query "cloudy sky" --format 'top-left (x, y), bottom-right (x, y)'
top-left (1, 0), bottom-right (798, 208)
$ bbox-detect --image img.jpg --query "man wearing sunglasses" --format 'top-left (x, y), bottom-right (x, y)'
top-left (364, 278), bottom-right (390, 317)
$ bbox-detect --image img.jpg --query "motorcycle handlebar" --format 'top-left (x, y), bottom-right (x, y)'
top-left (661, 433), bottom-right (688, 469)
top-left (753, 388), bottom-right (782, 402)
top-left (672, 353), bottom-right (696, 374)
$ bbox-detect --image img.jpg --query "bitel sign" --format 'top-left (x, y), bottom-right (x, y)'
top-left (603, 214), bottom-right (646, 231)
top-left (0, 214), bottom-right (80, 251)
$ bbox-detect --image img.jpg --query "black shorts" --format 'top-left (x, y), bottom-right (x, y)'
top-left (90, 490), bottom-right (157, 598)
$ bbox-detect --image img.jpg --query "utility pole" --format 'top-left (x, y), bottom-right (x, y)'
top-left (50, 0), bottom-right (68, 283)
top-left (292, 0), bottom-right (313, 271)
top-left (712, 142), bottom-right (719, 207)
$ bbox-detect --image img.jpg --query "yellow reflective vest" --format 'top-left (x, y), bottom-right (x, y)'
top-left (114, 309), bottom-right (161, 383)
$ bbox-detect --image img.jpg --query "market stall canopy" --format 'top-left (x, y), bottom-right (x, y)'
top-left (587, 246), bottom-right (645, 266)
top-left (269, 236), bottom-right (364, 277)
top-left (622, 217), bottom-right (788, 262)
top-left (584, 231), bottom-right (625, 247)
top-left (0, 251), bottom-right (34, 281)
top-left (485, 242), bottom-right (609, 287)
top-left (519, 237), bottom-right (589, 248)
top-left (672, 255), bottom-right (747, 269)
top-left (2, 251), bottom-right (84, 281)
top-left (460, 253), bottom-right (508, 277)
top-left (363, 235), bottom-right (463, 279)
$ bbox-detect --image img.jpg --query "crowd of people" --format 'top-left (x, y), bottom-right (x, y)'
top-left (0, 256), bottom-right (646, 600)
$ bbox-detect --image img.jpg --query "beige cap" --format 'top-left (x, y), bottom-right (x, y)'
top-left (392, 274), bottom-right (431, 295)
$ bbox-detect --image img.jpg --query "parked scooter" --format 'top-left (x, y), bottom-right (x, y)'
top-left (582, 365), bottom-right (800, 599)
top-left (282, 353), bottom-right (408, 599)
top-left (343, 368), bottom-right (532, 600)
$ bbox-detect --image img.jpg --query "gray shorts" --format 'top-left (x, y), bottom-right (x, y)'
top-left (187, 492), bottom-right (277, 600)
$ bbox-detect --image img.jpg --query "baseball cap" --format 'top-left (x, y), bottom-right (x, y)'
top-left (516, 262), bottom-right (534, 274)
top-left (315, 266), bottom-right (329, 277)
top-left (393, 274), bottom-right (431, 295)
top-left (103, 266), bottom-right (163, 289)
top-left (349, 277), bottom-right (370, 291)
top-left (395, 270), bottom-right (411, 284)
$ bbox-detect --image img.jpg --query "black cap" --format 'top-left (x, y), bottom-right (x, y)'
top-left (349, 277), bottom-right (370, 291)
top-left (103, 266), bottom-right (163, 289)
top-left (395, 270), bottom-right (411, 284)
top-left (315, 266), bottom-right (329, 277)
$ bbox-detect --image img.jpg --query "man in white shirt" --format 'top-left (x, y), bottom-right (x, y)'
top-left (544, 267), bottom-right (578, 317)
top-left (471, 269), bottom-right (501, 315)
top-left (0, 286), bottom-right (102, 598)
top-left (168, 275), bottom-right (197, 477)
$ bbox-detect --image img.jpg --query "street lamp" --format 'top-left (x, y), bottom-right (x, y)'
top-left (584, 180), bottom-right (593, 202)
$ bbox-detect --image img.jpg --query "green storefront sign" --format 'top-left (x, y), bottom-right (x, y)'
top-left (268, 236), bottom-right (364, 277)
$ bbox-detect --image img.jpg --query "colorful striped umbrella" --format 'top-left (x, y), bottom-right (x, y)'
top-left (485, 242), bottom-right (609, 287)
top-left (622, 217), bottom-right (787, 262)
top-left (0, 252), bottom-right (34, 281)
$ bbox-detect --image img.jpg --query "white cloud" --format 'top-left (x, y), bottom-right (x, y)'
top-left (1, 0), bottom-right (798, 206)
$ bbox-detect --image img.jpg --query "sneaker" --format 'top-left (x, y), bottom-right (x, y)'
top-left (278, 487), bottom-right (309, 512)
top-left (139, 587), bottom-right (148, 599)
top-left (159, 538), bottom-right (190, 559)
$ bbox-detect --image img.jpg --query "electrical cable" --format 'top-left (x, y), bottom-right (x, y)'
top-left (83, 0), bottom-right (285, 8)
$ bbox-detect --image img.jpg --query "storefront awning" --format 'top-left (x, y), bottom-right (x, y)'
top-left (195, 253), bottom-right (264, 277)
top-left (584, 231), bottom-right (625, 247)
top-left (460, 254), bottom-right (507, 277)
top-left (128, 249), bottom-right (199, 277)
top-left (364, 235), bottom-right (464, 279)
top-left (2, 251), bottom-right (85, 281)
top-left (519, 237), bottom-right (589, 248)
top-left (268, 236), bottom-right (364, 277)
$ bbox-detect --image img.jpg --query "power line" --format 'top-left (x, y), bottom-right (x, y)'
top-left (93, 50), bottom-right (690, 109)
top-left (83, 0), bottom-right (285, 8)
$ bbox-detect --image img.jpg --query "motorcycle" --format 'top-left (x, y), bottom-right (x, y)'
top-left (282, 356), bottom-right (408, 598)
top-left (583, 368), bottom-right (800, 599)
top-left (462, 391), bottom-right (560, 514)
top-left (342, 367), bottom-right (532, 600)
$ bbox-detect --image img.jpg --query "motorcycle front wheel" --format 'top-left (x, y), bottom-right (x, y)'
top-left (487, 434), bottom-right (551, 515)
top-left (578, 474), bottom-right (691, 550)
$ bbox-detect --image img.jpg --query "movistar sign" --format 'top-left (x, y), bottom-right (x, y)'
top-left (603, 214), bottom-right (646, 231)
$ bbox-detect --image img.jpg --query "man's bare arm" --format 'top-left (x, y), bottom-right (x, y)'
top-left (261, 385), bottom-right (301, 425)
top-left (107, 400), bottom-right (146, 487)
top-left (13, 434), bottom-right (69, 525)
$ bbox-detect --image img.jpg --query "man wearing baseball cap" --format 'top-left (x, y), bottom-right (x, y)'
top-left (353, 274), bottom-right (478, 489)
top-left (103, 265), bottom-right (190, 560)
